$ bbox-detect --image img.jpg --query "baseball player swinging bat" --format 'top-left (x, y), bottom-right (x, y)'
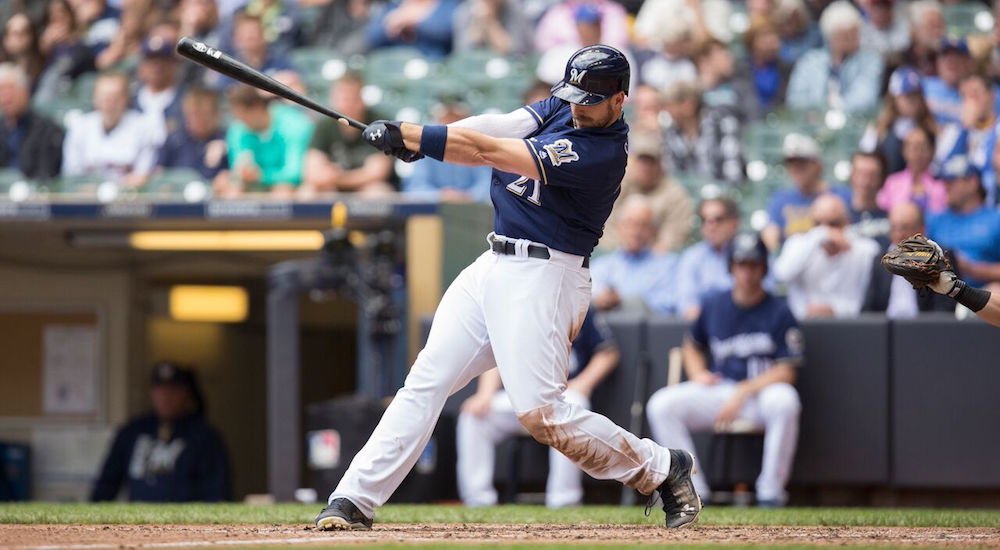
top-left (174, 36), bottom-right (367, 130)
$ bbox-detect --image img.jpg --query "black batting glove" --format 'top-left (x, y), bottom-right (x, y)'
top-left (362, 120), bottom-right (404, 154)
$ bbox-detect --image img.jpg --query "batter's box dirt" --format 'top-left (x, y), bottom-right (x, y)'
top-left (2, 524), bottom-right (1000, 548)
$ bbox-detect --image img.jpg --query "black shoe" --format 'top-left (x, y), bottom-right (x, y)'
top-left (647, 449), bottom-right (702, 529)
top-left (315, 498), bottom-right (373, 531)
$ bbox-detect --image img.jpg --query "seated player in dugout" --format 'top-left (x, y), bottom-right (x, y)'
top-left (316, 45), bottom-right (702, 532)
top-left (646, 233), bottom-right (803, 507)
top-left (456, 307), bottom-right (619, 508)
top-left (91, 362), bottom-right (231, 502)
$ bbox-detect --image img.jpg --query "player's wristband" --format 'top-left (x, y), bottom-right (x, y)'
top-left (951, 279), bottom-right (991, 312)
top-left (419, 125), bottom-right (448, 161)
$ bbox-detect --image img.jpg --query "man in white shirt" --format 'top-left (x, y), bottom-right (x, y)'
top-left (62, 72), bottom-right (158, 188)
top-left (773, 193), bottom-right (880, 319)
top-left (134, 35), bottom-right (183, 145)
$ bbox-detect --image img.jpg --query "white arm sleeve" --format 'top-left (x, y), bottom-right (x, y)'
top-left (448, 108), bottom-right (540, 139)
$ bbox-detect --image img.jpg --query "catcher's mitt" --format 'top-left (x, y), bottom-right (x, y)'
top-left (881, 233), bottom-right (952, 289)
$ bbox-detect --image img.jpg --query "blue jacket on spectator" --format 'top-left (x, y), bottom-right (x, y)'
top-left (928, 206), bottom-right (1000, 287)
top-left (157, 127), bottom-right (229, 180)
top-left (590, 249), bottom-right (679, 316)
top-left (923, 78), bottom-right (1000, 127)
top-left (91, 412), bottom-right (230, 502)
top-left (367, 0), bottom-right (458, 60)
top-left (786, 48), bottom-right (884, 113)
top-left (402, 157), bottom-right (492, 202)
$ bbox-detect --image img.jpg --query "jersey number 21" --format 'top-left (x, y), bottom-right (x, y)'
top-left (506, 176), bottom-right (541, 205)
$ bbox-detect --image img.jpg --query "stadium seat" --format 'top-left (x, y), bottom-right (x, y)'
top-left (363, 47), bottom-right (436, 91)
top-left (942, 2), bottom-right (993, 36)
top-left (146, 168), bottom-right (208, 197)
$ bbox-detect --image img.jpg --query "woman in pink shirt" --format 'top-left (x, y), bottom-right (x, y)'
top-left (877, 125), bottom-right (947, 214)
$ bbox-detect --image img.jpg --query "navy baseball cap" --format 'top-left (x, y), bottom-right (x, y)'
top-left (151, 361), bottom-right (196, 387)
top-left (551, 44), bottom-right (630, 105)
top-left (142, 36), bottom-right (175, 58)
top-left (574, 3), bottom-right (602, 24)
top-left (937, 155), bottom-right (981, 181)
top-left (728, 232), bottom-right (768, 266)
top-left (940, 37), bottom-right (970, 56)
top-left (888, 66), bottom-right (921, 96)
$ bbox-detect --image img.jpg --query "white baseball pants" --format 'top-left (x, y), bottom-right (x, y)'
top-left (646, 381), bottom-right (800, 502)
top-left (457, 388), bottom-right (590, 508)
top-left (330, 238), bottom-right (672, 518)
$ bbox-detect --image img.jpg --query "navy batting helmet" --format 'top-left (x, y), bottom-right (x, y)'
top-left (551, 45), bottom-right (630, 105)
top-left (727, 232), bottom-right (769, 271)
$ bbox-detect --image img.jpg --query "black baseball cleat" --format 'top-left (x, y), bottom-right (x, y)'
top-left (315, 498), bottom-right (373, 531)
top-left (646, 449), bottom-right (702, 528)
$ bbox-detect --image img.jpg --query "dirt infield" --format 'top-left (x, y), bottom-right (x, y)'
top-left (3, 524), bottom-right (1000, 548)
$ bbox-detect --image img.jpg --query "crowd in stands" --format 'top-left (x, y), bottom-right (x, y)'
top-left (3, 0), bottom-right (1000, 312)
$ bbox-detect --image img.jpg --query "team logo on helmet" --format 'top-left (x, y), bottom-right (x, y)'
top-left (569, 68), bottom-right (588, 85)
top-left (543, 139), bottom-right (579, 167)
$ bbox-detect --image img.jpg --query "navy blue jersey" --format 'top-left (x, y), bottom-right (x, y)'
top-left (569, 308), bottom-right (616, 379)
top-left (91, 413), bottom-right (230, 502)
top-left (689, 290), bottom-right (803, 382)
top-left (490, 96), bottom-right (628, 257)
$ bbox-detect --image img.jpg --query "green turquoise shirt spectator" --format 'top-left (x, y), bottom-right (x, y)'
top-left (226, 104), bottom-right (314, 187)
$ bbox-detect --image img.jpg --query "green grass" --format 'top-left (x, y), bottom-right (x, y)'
top-left (0, 503), bottom-right (998, 528)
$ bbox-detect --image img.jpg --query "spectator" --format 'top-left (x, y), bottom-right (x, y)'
top-left (848, 151), bottom-right (890, 244)
top-left (647, 232), bottom-right (802, 507)
top-left (403, 96), bottom-right (492, 201)
top-left (92, 0), bottom-right (150, 72)
top-left (457, 308), bottom-right (619, 509)
top-left (226, 84), bottom-right (313, 197)
top-left (773, 193), bottom-right (880, 319)
top-left (134, 36), bottom-right (184, 145)
top-left (34, 0), bottom-right (94, 104)
top-left (876, 125), bottom-right (947, 215)
top-left (696, 39), bottom-right (753, 120)
top-left (858, 0), bottom-right (909, 60)
top-left (630, 84), bottom-right (665, 136)
top-left (0, 63), bottom-right (63, 180)
top-left (75, 0), bottom-right (121, 63)
top-left (742, 19), bottom-right (792, 120)
top-left (237, 0), bottom-right (303, 57)
top-left (367, 0), bottom-right (459, 60)
top-left (863, 201), bottom-right (955, 317)
top-left (937, 74), bottom-right (997, 171)
top-left (633, 13), bottom-right (697, 91)
top-left (773, 0), bottom-right (822, 65)
top-left (599, 134), bottom-right (693, 252)
top-left (661, 81), bottom-right (744, 186)
top-left (859, 66), bottom-right (936, 175)
top-left (207, 12), bottom-right (293, 90)
top-left (155, 87), bottom-right (229, 191)
top-left (302, 73), bottom-right (393, 194)
top-left (62, 71), bottom-right (158, 187)
top-left (177, 0), bottom-right (223, 86)
top-left (453, 0), bottom-right (531, 56)
top-left (635, 0), bottom-right (733, 47)
top-left (922, 38), bottom-right (976, 126)
top-left (928, 155), bottom-right (1000, 289)
top-left (310, 0), bottom-right (379, 57)
top-left (600, 135), bottom-right (693, 253)
top-left (590, 196), bottom-right (679, 316)
top-left (534, 3), bottom-right (637, 91)
top-left (786, 1), bottom-right (884, 113)
top-left (1, 12), bottom-right (45, 86)
top-left (91, 362), bottom-right (230, 502)
top-left (905, 0), bottom-right (945, 77)
top-left (534, 0), bottom-right (628, 53)
top-left (762, 134), bottom-right (849, 250)
top-left (675, 197), bottom-right (742, 320)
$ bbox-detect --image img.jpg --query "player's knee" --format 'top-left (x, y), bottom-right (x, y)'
top-left (759, 383), bottom-right (801, 418)
top-left (517, 404), bottom-right (561, 447)
top-left (646, 386), bottom-right (684, 423)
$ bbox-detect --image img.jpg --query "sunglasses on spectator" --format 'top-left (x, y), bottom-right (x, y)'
top-left (813, 218), bottom-right (847, 228)
top-left (700, 215), bottom-right (730, 224)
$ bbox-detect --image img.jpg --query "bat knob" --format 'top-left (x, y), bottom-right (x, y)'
top-left (338, 118), bottom-right (350, 127)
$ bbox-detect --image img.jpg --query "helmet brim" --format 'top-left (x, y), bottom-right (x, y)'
top-left (551, 81), bottom-right (609, 105)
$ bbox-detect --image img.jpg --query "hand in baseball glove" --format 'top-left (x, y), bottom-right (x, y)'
top-left (881, 233), bottom-right (957, 293)
top-left (361, 120), bottom-right (424, 162)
